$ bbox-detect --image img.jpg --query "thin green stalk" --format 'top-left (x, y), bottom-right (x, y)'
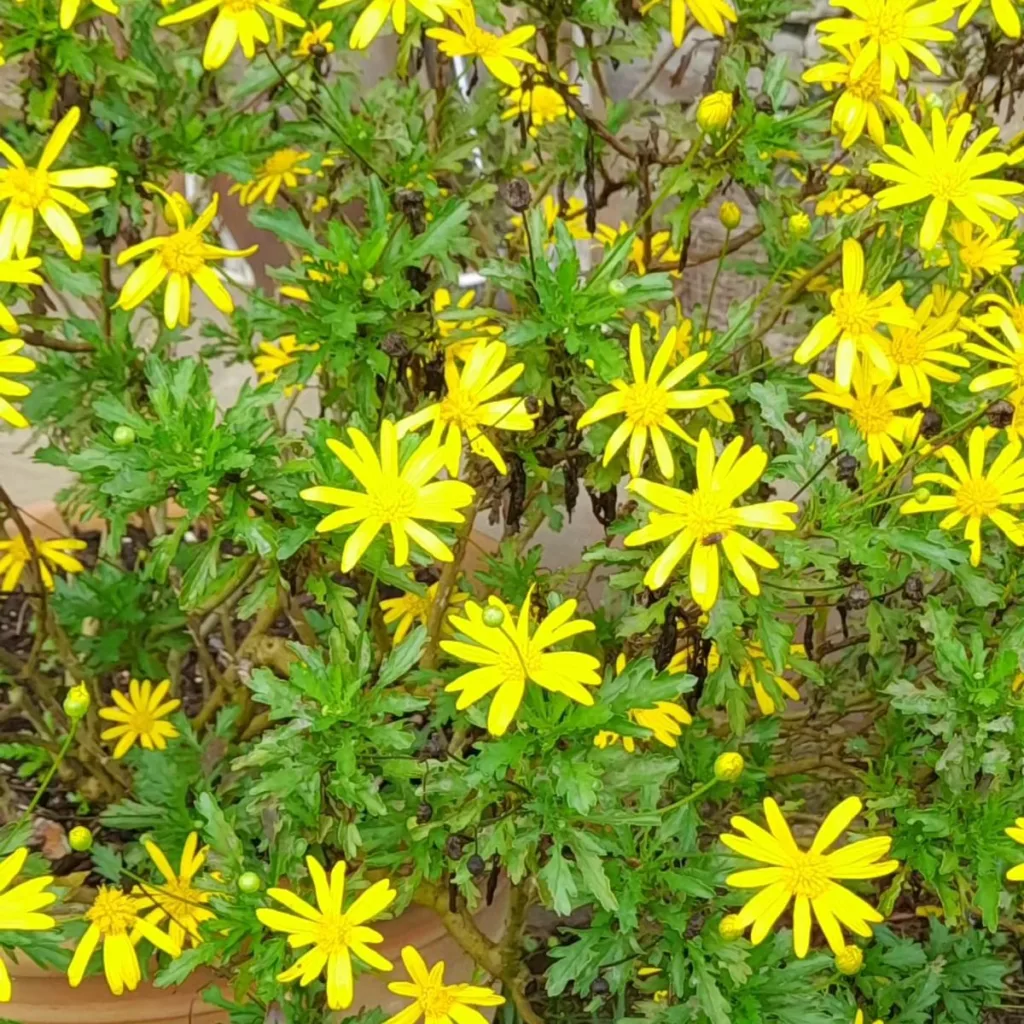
top-left (20, 720), bottom-right (79, 823)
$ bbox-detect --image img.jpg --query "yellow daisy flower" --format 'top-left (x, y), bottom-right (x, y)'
top-left (577, 323), bottom-right (730, 479)
top-left (816, 0), bottom-right (954, 91)
top-left (0, 338), bottom-right (36, 430)
top-left (321, 0), bottom-right (457, 48)
top-left (901, 426), bottom-right (1024, 565)
top-left (69, 887), bottom-right (180, 996)
top-left (257, 857), bottom-right (396, 1010)
top-left (870, 110), bottom-right (1024, 252)
top-left (802, 43), bottom-right (909, 148)
top-left (958, 0), bottom-right (1020, 35)
top-left (229, 149), bottom-right (312, 206)
top-left (98, 678), bottom-right (182, 758)
top-left (0, 258), bottom-right (43, 336)
top-left (294, 20), bottom-right (336, 55)
top-left (808, 360), bottom-right (921, 468)
top-left (300, 420), bottom-right (476, 571)
top-left (624, 429), bottom-right (799, 607)
top-left (396, 339), bottom-right (536, 476)
top-left (426, 8), bottom-right (538, 88)
top-left (1006, 817), bottom-right (1024, 880)
top-left (59, 0), bottom-right (119, 28)
top-left (115, 191), bottom-right (258, 330)
top-left (950, 219), bottom-right (1018, 285)
top-left (136, 833), bottom-right (214, 950)
top-left (736, 642), bottom-right (804, 715)
top-left (159, 0), bottom-right (304, 69)
top-left (253, 335), bottom-right (319, 388)
top-left (721, 796), bottom-right (899, 956)
top-left (0, 847), bottom-right (58, 1003)
top-left (876, 292), bottom-right (968, 405)
top-left (594, 656), bottom-right (694, 751)
top-left (433, 287), bottom-right (501, 361)
top-left (975, 282), bottom-right (1024, 334)
top-left (441, 586), bottom-right (602, 736)
top-left (642, 0), bottom-right (736, 46)
top-left (502, 76), bottom-right (579, 134)
top-left (0, 533), bottom-right (87, 591)
top-left (0, 106), bottom-right (117, 261)
top-left (379, 579), bottom-right (467, 644)
top-left (793, 238), bottom-right (912, 390)
top-left (965, 314), bottom-right (1024, 393)
top-left (593, 221), bottom-right (680, 275)
top-left (384, 945), bottom-right (505, 1024)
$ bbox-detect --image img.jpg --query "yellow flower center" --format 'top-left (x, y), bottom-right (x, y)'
top-left (463, 26), bottom-right (504, 58)
top-left (886, 327), bottom-right (926, 366)
top-left (8, 167), bottom-right (51, 209)
top-left (87, 888), bottom-right (139, 936)
top-left (685, 490), bottom-right (736, 543)
top-left (782, 851), bottom-right (830, 899)
top-left (861, 0), bottom-right (907, 45)
top-left (846, 62), bottom-right (881, 101)
top-left (439, 385), bottom-right (481, 429)
top-left (222, 0), bottom-right (258, 11)
top-left (956, 477), bottom-right (1002, 518)
top-left (161, 231), bottom-right (207, 275)
top-left (419, 983), bottom-right (458, 1018)
top-left (926, 164), bottom-right (969, 202)
top-left (262, 150), bottom-right (305, 175)
top-left (124, 703), bottom-right (158, 736)
top-left (369, 479), bottom-right (418, 523)
top-left (315, 913), bottom-right (353, 954)
top-left (832, 289), bottom-right (876, 337)
top-left (850, 393), bottom-right (892, 436)
top-left (496, 642), bottom-right (543, 687)
top-left (156, 877), bottom-right (207, 922)
top-left (623, 382), bottom-right (669, 428)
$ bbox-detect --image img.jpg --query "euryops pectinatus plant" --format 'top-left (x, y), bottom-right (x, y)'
top-left (5, 0), bottom-right (1024, 1020)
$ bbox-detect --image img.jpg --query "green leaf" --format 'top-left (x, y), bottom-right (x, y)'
top-left (195, 792), bottom-right (243, 866)
top-left (378, 626), bottom-right (427, 687)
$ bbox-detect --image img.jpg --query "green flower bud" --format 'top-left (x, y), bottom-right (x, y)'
top-left (113, 425), bottom-right (136, 446)
top-left (238, 871), bottom-right (262, 893)
top-left (63, 684), bottom-right (91, 720)
top-left (482, 606), bottom-right (505, 627)
top-left (914, 487), bottom-right (931, 504)
top-left (607, 279), bottom-right (627, 297)
top-left (714, 752), bottom-right (745, 782)
top-left (719, 202), bottom-right (742, 230)
top-left (788, 212), bottom-right (811, 239)
top-left (68, 826), bottom-right (93, 852)
top-left (719, 914), bottom-right (745, 940)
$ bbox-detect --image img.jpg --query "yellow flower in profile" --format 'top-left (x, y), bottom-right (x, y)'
top-left (808, 361), bottom-right (921, 468)
top-left (257, 857), bottom-right (396, 1010)
top-left (0, 338), bottom-right (36, 429)
top-left (870, 110), bottom-right (1024, 251)
top-left (594, 655), bottom-right (693, 751)
top-left (950, 220), bottom-right (1018, 285)
top-left (502, 77), bottom-right (578, 134)
top-left (380, 579), bottom-right (466, 644)
top-left (98, 679), bottom-right (181, 758)
top-left (737, 642), bottom-right (804, 715)
top-left (816, 0), bottom-right (954, 90)
top-left (69, 887), bottom-right (180, 995)
top-left (901, 426), bottom-right (1024, 566)
top-left (958, 0), bottom-right (1020, 35)
top-left (577, 324), bottom-right (730, 479)
top-left (802, 43), bottom-right (908, 148)
top-left (876, 293), bottom-right (968, 405)
top-left (433, 287), bottom-right (501, 360)
top-left (853, 1012), bottom-right (883, 1024)
top-left (427, 8), bottom-right (537, 88)
top-left (301, 421), bottom-right (476, 571)
top-left (385, 945), bottom-right (505, 1024)
top-left (793, 238), bottom-right (912, 390)
top-left (294, 20), bottom-right (336, 55)
top-left (975, 282), bottom-right (1024, 334)
top-left (397, 339), bottom-right (536, 475)
top-left (0, 258), bottom-right (43, 336)
top-left (116, 191), bottom-right (258, 330)
top-left (965, 314), bottom-right (1024, 393)
top-left (1006, 817), bottom-right (1024, 880)
top-left (321, 0), bottom-right (457, 49)
top-left (593, 221), bottom-right (680, 275)
top-left (0, 533), bottom-right (87, 591)
top-left (0, 847), bottom-right (58, 1003)
top-left (253, 335), bottom-right (319, 388)
top-left (280, 255), bottom-right (348, 302)
top-left (230, 149), bottom-right (312, 206)
top-left (509, 195), bottom-right (591, 244)
top-left (137, 833), bottom-right (214, 949)
top-left (815, 187), bottom-right (870, 217)
top-left (442, 587), bottom-right (601, 736)
top-left (624, 429), bottom-right (799, 607)
top-left (0, 106), bottom-right (117, 260)
top-left (721, 796), bottom-right (899, 956)
top-left (59, 0), bottom-right (119, 28)
top-left (159, 0), bottom-right (304, 70)
top-left (643, 0), bottom-right (735, 46)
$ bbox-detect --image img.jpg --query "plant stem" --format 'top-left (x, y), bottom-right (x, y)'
top-left (20, 719), bottom-right (78, 823)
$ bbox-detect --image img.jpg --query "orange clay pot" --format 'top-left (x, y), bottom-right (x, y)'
top-left (3, 885), bottom-right (508, 1024)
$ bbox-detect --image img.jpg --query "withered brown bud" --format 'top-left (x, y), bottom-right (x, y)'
top-left (987, 400), bottom-right (1014, 429)
top-left (846, 583), bottom-right (871, 610)
top-left (903, 573), bottom-right (924, 603)
top-left (501, 177), bottom-right (532, 212)
top-left (393, 188), bottom-right (426, 234)
top-left (524, 395), bottom-right (540, 414)
top-left (381, 332), bottom-right (407, 358)
top-left (920, 408), bottom-right (943, 437)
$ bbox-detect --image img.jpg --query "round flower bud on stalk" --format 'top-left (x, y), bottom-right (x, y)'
top-left (113, 425), bottom-right (136, 446)
top-left (835, 945), bottom-right (863, 975)
top-left (719, 202), bottom-right (742, 230)
top-left (68, 826), bottom-right (93, 852)
top-left (697, 92), bottom-right (733, 131)
top-left (63, 684), bottom-right (91, 720)
top-left (914, 487), bottom-right (931, 504)
top-left (608, 279), bottom-right (627, 297)
top-left (788, 212), bottom-right (811, 238)
top-left (482, 606), bottom-right (505, 627)
top-left (238, 871), bottom-right (262, 893)
top-left (714, 752), bottom-right (744, 782)
top-left (719, 914), bottom-right (745, 939)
